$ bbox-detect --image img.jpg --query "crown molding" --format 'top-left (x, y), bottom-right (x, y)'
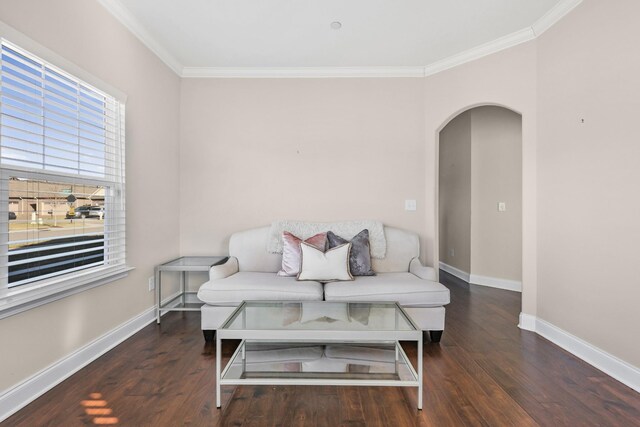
top-left (181, 66), bottom-right (426, 79)
top-left (99, 0), bottom-right (583, 79)
top-left (532, 0), bottom-right (583, 36)
top-left (96, 0), bottom-right (183, 76)
top-left (423, 27), bottom-right (536, 77)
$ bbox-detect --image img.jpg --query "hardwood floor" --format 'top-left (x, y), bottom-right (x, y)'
top-left (3, 271), bottom-right (640, 426)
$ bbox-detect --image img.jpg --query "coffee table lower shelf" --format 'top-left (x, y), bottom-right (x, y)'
top-left (218, 340), bottom-right (420, 407)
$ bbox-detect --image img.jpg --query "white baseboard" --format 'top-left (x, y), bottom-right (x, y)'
top-left (470, 274), bottom-right (522, 292)
top-left (440, 263), bottom-right (522, 292)
top-left (518, 313), bottom-right (537, 331)
top-left (439, 262), bottom-right (470, 282)
top-left (518, 313), bottom-right (640, 393)
top-left (0, 291), bottom-right (183, 423)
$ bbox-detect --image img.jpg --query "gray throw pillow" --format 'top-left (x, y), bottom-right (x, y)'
top-left (327, 229), bottom-right (375, 276)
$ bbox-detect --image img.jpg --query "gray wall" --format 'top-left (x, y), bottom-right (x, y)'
top-left (179, 78), bottom-right (428, 259)
top-left (439, 111), bottom-right (472, 273)
top-left (537, 0), bottom-right (640, 367)
top-left (0, 0), bottom-right (181, 392)
top-left (470, 107), bottom-right (522, 281)
top-left (439, 106), bottom-right (522, 282)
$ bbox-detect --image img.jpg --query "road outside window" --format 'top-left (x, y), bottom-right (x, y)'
top-left (8, 177), bottom-right (106, 287)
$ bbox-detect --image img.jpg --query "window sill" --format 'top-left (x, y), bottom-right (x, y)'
top-left (0, 265), bottom-right (135, 320)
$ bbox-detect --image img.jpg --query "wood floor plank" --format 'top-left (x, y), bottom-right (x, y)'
top-left (439, 345), bottom-right (538, 426)
top-left (313, 386), bottom-right (341, 427)
top-left (336, 387), bottom-right (366, 427)
top-left (273, 386), bottom-right (316, 427)
top-left (219, 385), bottom-right (254, 427)
top-left (242, 386), bottom-right (276, 427)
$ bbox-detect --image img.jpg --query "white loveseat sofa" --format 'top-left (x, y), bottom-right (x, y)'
top-left (197, 225), bottom-right (450, 342)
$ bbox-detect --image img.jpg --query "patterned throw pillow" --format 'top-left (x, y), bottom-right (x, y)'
top-left (277, 231), bottom-right (328, 277)
top-left (327, 229), bottom-right (375, 276)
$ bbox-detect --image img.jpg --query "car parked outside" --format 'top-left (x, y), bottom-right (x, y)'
top-left (66, 205), bottom-right (105, 219)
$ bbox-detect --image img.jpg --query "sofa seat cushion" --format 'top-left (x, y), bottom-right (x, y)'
top-left (197, 272), bottom-right (323, 305)
top-left (323, 273), bottom-right (450, 307)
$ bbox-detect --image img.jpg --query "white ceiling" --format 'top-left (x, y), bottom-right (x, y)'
top-left (98, 0), bottom-right (581, 76)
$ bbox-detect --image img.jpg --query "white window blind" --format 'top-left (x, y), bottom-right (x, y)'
top-left (0, 39), bottom-right (126, 289)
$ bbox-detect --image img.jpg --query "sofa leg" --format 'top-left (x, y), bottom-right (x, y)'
top-left (203, 330), bottom-right (215, 342)
top-left (429, 330), bottom-right (443, 343)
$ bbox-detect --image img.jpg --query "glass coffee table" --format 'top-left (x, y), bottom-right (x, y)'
top-left (216, 301), bottom-right (423, 409)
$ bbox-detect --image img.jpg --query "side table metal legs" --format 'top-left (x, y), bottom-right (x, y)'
top-left (155, 267), bottom-right (161, 324)
top-left (418, 333), bottom-right (423, 410)
top-left (216, 334), bottom-right (222, 408)
top-left (180, 271), bottom-right (186, 306)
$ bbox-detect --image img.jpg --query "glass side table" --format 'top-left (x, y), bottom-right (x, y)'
top-left (155, 256), bottom-right (228, 324)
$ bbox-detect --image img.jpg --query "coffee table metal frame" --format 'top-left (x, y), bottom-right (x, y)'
top-left (215, 300), bottom-right (423, 409)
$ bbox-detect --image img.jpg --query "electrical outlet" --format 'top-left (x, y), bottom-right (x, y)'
top-left (449, 248), bottom-right (455, 257)
top-left (148, 276), bottom-right (155, 291)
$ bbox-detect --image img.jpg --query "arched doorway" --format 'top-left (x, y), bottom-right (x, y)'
top-left (437, 105), bottom-right (523, 291)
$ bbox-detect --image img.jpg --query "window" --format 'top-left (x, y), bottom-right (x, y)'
top-left (0, 39), bottom-right (126, 308)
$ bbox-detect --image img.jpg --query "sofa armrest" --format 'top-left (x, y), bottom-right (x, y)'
top-left (409, 258), bottom-right (437, 281)
top-left (209, 256), bottom-right (239, 280)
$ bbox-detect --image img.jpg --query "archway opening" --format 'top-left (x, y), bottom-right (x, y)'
top-left (437, 105), bottom-right (523, 292)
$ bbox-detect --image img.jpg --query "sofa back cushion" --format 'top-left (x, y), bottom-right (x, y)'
top-left (229, 225), bottom-right (420, 273)
top-left (230, 227), bottom-right (282, 272)
top-left (371, 227), bottom-right (420, 272)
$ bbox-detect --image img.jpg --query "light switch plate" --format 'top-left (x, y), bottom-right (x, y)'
top-left (405, 200), bottom-right (417, 211)
top-left (498, 202), bottom-right (506, 212)
top-left (148, 276), bottom-right (155, 291)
